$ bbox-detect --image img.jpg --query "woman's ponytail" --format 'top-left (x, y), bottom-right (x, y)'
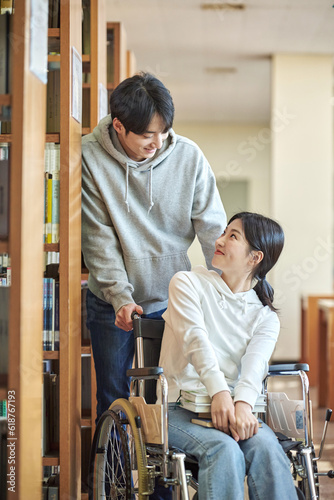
top-left (253, 278), bottom-right (276, 311)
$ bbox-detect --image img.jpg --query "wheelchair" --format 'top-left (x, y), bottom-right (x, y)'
top-left (88, 314), bottom-right (333, 500)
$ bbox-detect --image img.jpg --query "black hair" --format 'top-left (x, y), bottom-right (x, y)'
top-left (110, 72), bottom-right (174, 135)
top-left (228, 212), bottom-right (284, 311)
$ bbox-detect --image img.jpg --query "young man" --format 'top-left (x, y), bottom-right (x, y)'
top-left (81, 72), bottom-right (226, 424)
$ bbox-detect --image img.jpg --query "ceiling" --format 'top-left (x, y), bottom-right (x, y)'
top-left (105, 0), bottom-right (334, 123)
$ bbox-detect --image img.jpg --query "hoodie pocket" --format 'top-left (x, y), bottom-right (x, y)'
top-left (124, 252), bottom-right (191, 305)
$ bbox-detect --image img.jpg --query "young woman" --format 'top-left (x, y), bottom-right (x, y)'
top-left (159, 212), bottom-right (298, 500)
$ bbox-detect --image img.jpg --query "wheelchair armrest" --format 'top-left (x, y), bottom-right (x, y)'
top-left (269, 363), bottom-right (309, 373)
top-left (127, 366), bottom-right (164, 378)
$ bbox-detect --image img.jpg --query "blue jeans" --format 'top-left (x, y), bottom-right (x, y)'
top-left (168, 405), bottom-right (298, 500)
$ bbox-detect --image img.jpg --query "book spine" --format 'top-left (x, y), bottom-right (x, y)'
top-left (54, 281), bottom-right (59, 351)
top-left (51, 144), bottom-right (60, 243)
top-left (43, 278), bottom-right (48, 351)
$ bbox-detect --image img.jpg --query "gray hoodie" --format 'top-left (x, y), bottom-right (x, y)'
top-left (81, 115), bottom-right (226, 314)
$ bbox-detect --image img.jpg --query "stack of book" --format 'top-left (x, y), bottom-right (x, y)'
top-left (180, 389), bottom-right (267, 415)
top-left (180, 389), bottom-right (211, 414)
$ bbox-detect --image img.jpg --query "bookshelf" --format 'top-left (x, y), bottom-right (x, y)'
top-left (51, 0), bottom-right (82, 498)
top-left (2, 0), bottom-right (47, 498)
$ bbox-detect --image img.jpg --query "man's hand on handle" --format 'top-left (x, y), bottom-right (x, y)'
top-left (115, 303), bottom-right (143, 331)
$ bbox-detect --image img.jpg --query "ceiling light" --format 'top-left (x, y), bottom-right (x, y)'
top-left (205, 67), bottom-right (237, 74)
top-left (200, 3), bottom-right (245, 10)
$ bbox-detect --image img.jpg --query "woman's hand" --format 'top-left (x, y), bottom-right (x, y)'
top-left (234, 401), bottom-right (259, 440)
top-left (115, 303), bottom-right (143, 331)
top-left (211, 391), bottom-right (239, 441)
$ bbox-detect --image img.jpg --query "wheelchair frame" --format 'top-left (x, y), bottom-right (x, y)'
top-left (88, 315), bottom-right (333, 500)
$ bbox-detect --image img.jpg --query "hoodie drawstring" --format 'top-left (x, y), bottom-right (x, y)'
top-left (148, 165), bottom-right (154, 214)
top-left (124, 164), bottom-right (130, 212)
top-left (124, 164), bottom-right (155, 214)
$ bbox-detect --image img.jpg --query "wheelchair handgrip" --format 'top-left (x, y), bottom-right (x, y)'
top-left (127, 366), bottom-right (164, 378)
top-left (269, 363), bottom-right (309, 373)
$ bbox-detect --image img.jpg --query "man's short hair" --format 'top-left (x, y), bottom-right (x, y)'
top-left (110, 72), bottom-right (174, 135)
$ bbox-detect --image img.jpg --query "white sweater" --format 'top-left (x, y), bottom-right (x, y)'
top-left (159, 266), bottom-right (280, 409)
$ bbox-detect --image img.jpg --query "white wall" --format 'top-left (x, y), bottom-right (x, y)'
top-left (271, 54), bottom-right (333, 361)
top-left (174, 121), bottom-right (272, 265)
top-left (175, 112), bottom-right (333, 361)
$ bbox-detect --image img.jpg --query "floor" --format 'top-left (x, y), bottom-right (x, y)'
top-left (310, 400), bottom-right (334, 498)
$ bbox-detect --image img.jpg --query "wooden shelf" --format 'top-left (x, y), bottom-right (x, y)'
top-left (48, 28), bottom-right (60, 38)
top-left (44, 243), bottom-right (59, 252)
top-left (81, 345), bottom-right (91, 355)
top-left (42, 454), bottom-right (60, 466)
top-left (0, 387), bottom-right (7, 400)
top-left (0, 241), bottom-right (8, 253)
top-left (0, 134), bottom-right (12, 142)
top-left (48, 54), bottom-right (60, 63)
top-left (46, 133), bottom-right (60, 143)
top-left (81, 417), bottom-right (92, 428)
top-left (0, 94), bottom-right (11, 106)
top-left (82, 54), bottom-right (90, 62)
top-left (43, 351), bottom-right (59, 360)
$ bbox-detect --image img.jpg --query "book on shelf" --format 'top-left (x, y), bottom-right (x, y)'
top-left (0, 419), bottom-right (6, 500)
top-left (0, 0), bottom-right (14, 15)
top-left (0, 12), bottom-right (11, 133)
top-left (0, 252), bottom-right (10, 285)
top-left (42, 372), bottom-right (59, 457)
top-left (48, 0), bottom-right (60, 29)
top-left (46, 68), bottom-right (60, 133)
top-left (42, 469), bottom-right (59, 499)
top-left (82, 355), bottom-right (91, 413)
top-left (82, 0), bottom-right (91, 55)
top-left (0, 399), bottom-right (6, 418)
top-left (0, 12), bottom-right (10, 94)
top-left (43, 275), bottom-right (59, 351)
top-left (44, 143), bottom-right (60, 244)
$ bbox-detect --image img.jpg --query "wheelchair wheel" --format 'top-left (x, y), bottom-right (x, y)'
top-left (89, 398), bottom-right (149, 499)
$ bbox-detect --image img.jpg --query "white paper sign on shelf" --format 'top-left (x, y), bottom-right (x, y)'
top-left (30, 0), bottom-right (48, 84)
top-left (72, 47), bottom-right (82, 124)
top-left (99, 83), bottom-right (109, 122)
